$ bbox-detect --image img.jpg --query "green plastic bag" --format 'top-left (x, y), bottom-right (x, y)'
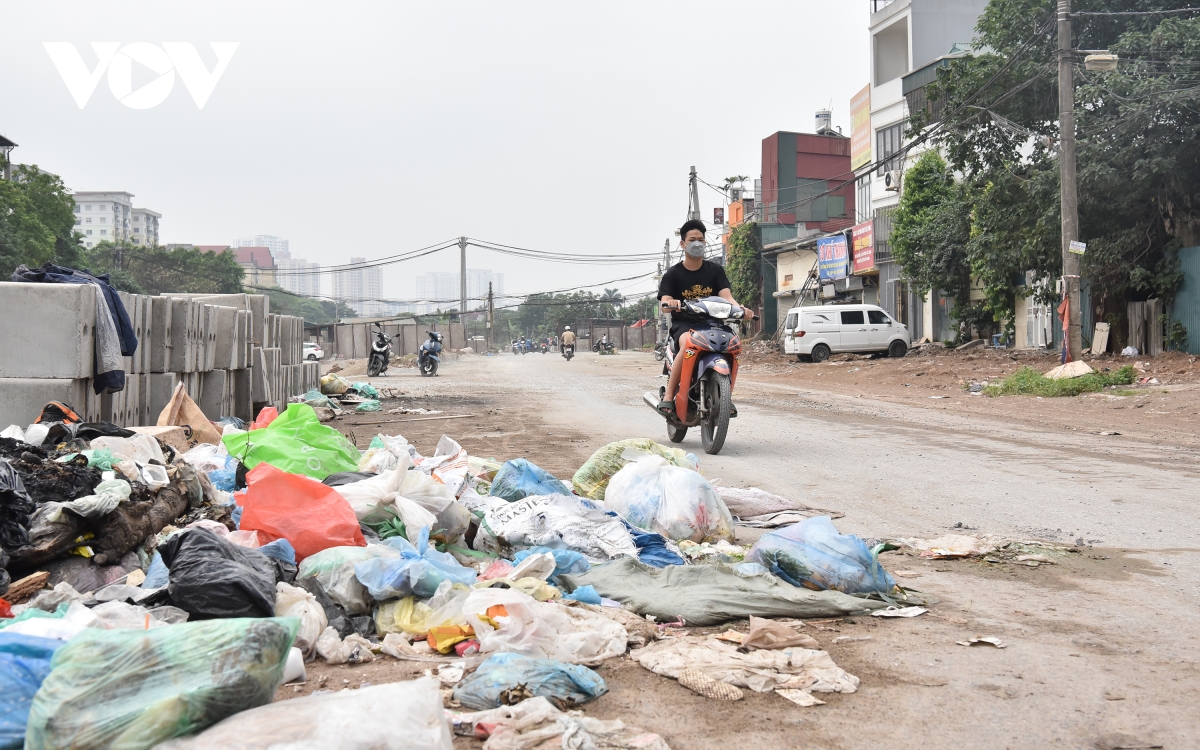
top-left (572, 439), bottom-right (697, 503)
top-left (303, 389), bottom-right (337, 409)
top-left (350, 382), bottom-right (379, 399)
top-left (24, 617), bottom-right (298, 750)
top-left (355, 400), bottom-right (381, 413)
top-left (223, 403), bottom-right (360, 479)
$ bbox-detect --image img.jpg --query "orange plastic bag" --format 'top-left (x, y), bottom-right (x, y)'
top-left (250, 406), bottom-right (278, 431)
top-left (237, 463), bottom-right (365, 561)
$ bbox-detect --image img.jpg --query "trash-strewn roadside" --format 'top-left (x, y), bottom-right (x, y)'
top-left (0, 390), bottom-right (937, 750)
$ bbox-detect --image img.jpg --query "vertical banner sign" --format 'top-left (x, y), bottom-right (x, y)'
top-left (850, 84), bottom-right (872, 171)
top-left (817, 236), bottom-right (850, 281)
top-left (714, 207), bottom-right (724, 225)
top-left (852, 221), bottom-right (875, 274)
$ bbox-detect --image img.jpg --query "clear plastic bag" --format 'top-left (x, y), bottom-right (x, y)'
top-left (297, 544), bottom-right (399, 615)
top-left (748, 516), bottom-right (896, 594)
top-left (461, 588), bottom-right (627, 665)
top-left (452, 652), bottom-right (607, 710)
top-left (275, 582), bottom-right (328, 656)
top-left (24, 617), bottom-right (298, 750)
top-left (571, 438), bottom-right (696, 502)
top-left (154, 678), bottom-right (453, 750)
top-left (603, 456), bottom-right (733, 542)
top-left (488, 459), bottom-right (571, 502)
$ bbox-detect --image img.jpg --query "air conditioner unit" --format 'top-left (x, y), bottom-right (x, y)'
top-left (884, 170), bottom-right (902, 192)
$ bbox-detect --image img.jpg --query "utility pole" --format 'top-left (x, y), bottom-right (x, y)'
top-left (487, 282), bottom-right (494, 353)
top-left (458, 236), bottom-right (468, 324)
top-left (688, 166), bottom-right (701, 221)
top-left (1058, 0), bottom-right (1083, 361)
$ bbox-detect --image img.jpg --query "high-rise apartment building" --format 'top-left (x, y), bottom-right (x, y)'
top-left (130, 208), bottom-right (160, 245)
top-left (233, 235), bottom-right (322, 298)
top-left (332, 257), bottom-right (384, 318)
top-left (73, 191), bottom-right (136, 249)
top-left (412, 270), bottom-right (504, 314)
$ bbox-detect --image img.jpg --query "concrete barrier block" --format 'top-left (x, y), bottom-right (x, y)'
top-left (251, 347), bottom-right (270, 403)
top-left (148, 372), bottom-right (178, 422)
top-left (0, 283), bottom-right (99, 379)
top-left (149, 297), bottom-right (173, 373)
top-left (212, 306), bottom-right (237, 369)
top-left (231, 368), bottom-right (252, 423)
top-left (199, 369), bottom-right (227, 420)
top-left (0, 378), bottom-right (89, 428)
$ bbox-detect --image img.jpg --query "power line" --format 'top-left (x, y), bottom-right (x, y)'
top-left (1072, 7), bottom-right (1200, 16)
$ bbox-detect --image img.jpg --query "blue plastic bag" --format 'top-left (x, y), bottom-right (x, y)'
top-left (489, 459), bottom-right (571, 502)
top-left (0, 633), bottom-right (63, 750)
top-left (748, 516), bottom-right (895, 594)
top-left (208, 456), bottom-right (239, 493)
top-left (258, 538), bottom-right (297, 567)
top-left (512, 547), bottom-right (589, 579)
top-left (142, 550), bottom-right (169, 588)
top-left (562, 584), bottom-right (601, 605)
top-left (452, 653), bottom-right (607, 710)
top-left (610, 514), bottom-right (684, 568)
top-left (353, 527), bottom-right (476, 600)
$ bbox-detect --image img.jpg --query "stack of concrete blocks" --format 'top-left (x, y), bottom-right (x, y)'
top-left (0, 283), bottom-right (314, 429)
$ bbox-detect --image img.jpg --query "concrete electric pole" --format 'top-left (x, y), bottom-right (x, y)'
top-left (1058, 0), bottom-right (1083, 361)
top-left (688, 166), bottom-right (701, 221)
top-left (487, 281), bottom-right (494, 353)
top-left (458, 236), bottom-right (468, 323)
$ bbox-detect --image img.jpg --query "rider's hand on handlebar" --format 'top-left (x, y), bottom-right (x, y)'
top-left (660, 300), bottom-right (681, 312)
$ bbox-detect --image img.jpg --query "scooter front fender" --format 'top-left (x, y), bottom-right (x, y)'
top-left (695, 352), bottom-right (732, 381)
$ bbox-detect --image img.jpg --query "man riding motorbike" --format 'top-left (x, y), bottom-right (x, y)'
top-left (561, 326), bottom-right (576, 353)
top-left (657, 218), bottom-right (754, 414)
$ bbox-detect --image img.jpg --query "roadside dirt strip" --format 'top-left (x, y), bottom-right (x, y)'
top-left (301, 350), bottom-right (1197, 750)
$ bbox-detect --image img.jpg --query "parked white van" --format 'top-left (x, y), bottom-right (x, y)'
top-left (782, 304), bottom-right (910, 362)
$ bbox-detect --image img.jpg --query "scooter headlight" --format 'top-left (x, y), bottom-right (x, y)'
top-left (705, 301), bottom-right (732, 319)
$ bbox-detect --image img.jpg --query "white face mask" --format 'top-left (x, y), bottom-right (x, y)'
top-left (684, 240), bottom-right (705, 258)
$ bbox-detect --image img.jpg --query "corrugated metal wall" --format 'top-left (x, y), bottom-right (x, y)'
top-left (1171, 246), bottom-right (1200, 354)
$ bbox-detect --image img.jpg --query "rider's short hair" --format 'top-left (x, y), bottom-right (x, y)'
top-left (679, 219), bottom-right (706, 239)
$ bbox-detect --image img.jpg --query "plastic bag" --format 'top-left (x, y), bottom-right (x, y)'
top-left (357, 434), bottom-right (416, 473)
top-left (748, 516), bottom-right (895, 594)
top-left (51, 477), bottom-right (130, 520)
top-left (572, 438), bottom-right (697, 502)
top-left (450, 696), bottom-right (669, 750)
top-left (413, 436), bottom-right (469, 496)
top-left (154, 678), bottom-right (453, 750)
top-left (0, 633), bottom-right (62, 750)
top-left (157, 527), bottom-right (279, 619)
top-left (355, 400), bottom-right (381, 413)
top-left (157, 382), bottom-right (223, 446)
top-left (223, 403), bottom-right (361, 480)
top-left (375, 596), bottom-right (435, 638)
top-left (89, 435), bottom-right (165, 466)
top-left (349, 382), bottom-right (379, 398)
top-left (396, 469), bottom-right (456, 513)
top-left (303, 389), bottom-right (338, 410)
top-left (275, 582), bottom-right (328, 656)
top-left (473, 493), bottom-right (638, 564)
top-left (319, 373), bottom-right (351, 395)
top-left (179, 442), bottom-right (230, 473)
top-left (315, 626), bottom-right (375, 665)
top-left (0, 458), bottom-right (35, 551)
top-left (511, 547), bottom-right (589, 580)
top-left (353, 527), bottom-right (476, 600)
top-left (331, 463), bottom-right (440, 546)
top-left (236, 462), bottom-right (365, 561)
top-left (489, 459), bottom-right (571, 502)
top-left (297, 544), bottom-right (399, 615)
top-left (604, 456), bottom-right (733, 542)
top-left (24, 617), bottom-right (298, 750)
top-left (250, 406), bottom-right (278, 430)
top-left (452, 652), bottom-right (607, 711)
top-left (462, 588), bottom-right (627, 665)
top-left (208, 455), bottom-right (238, 493)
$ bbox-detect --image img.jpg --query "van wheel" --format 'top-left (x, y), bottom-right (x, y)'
top-left (810, 344), bottom-right (831, 363)
top-left (888, 340), bottom-right (908, 358)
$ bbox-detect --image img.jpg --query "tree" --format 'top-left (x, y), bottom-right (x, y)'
top-left (600, 288), bottom-right (625, 308)
top-left (84, 242), bottom-right (245, 295)
top-left (725, 222), bottom-right (761, 310)
top-left (913, 0), bottom-right (1199, 342)
top-left (259, 287), bottom-right (356, 325)
top-left (0, 165), bottom-right (81, 277)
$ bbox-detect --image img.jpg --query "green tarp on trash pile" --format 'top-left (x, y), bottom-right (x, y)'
top-left (560, 558), bottom-right (889, 626)
top-left (223, 403), bottom-right (361, 480)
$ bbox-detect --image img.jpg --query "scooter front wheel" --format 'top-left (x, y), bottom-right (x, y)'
top-left (701, 372), bottom-right (732, 454)
top-left (367, 357), bottom-right (382, 377)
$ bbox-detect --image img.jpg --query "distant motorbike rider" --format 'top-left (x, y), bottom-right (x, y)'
top-left (657, 218), bottom-right (754, 414)
top-left (561, 326), bottom-right (576, 351)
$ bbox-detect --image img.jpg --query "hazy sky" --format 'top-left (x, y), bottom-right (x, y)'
top-left (2, 1), bottom-right (869, 303)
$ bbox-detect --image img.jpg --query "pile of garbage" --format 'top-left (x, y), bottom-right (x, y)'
top-left (0, 397), bottom-right (923, 749)
top-left (298, 374), bottom-right (401, 419)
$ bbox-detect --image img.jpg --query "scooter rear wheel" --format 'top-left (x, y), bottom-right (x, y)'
top-left (667, 423), bottom-right (687, 443)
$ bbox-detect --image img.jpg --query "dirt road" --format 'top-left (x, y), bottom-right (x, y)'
top-left (299, 350), bottom-right (1199, 750)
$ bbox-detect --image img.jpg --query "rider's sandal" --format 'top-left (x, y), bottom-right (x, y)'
top-left (657, 400), bottom-right (675, 415)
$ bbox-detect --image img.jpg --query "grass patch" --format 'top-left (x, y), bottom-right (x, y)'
top-left (982, 365), bottom-right (1137, 397)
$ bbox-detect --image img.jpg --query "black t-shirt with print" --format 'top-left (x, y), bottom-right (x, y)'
top-left (657, 260), bottom-right (731, 326)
